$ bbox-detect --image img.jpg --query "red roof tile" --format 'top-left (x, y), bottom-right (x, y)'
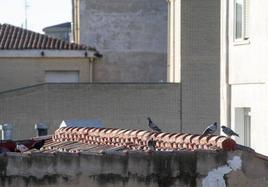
top-left (38, 127), bottom-right (237, 154)
top-left (0, 24), bottom-right (95, 51)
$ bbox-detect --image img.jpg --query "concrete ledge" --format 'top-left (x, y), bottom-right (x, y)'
top-left (0, 150), bottom-right (267, 186)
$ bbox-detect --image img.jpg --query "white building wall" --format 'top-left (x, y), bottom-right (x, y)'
top-left (225, 0), bottom-right (268, 155)
top-left (231, 84), bottom-right (268, 155)
top-left (228, 0), bottom-right (267, 83)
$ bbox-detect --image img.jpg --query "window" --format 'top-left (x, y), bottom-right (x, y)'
top-left (244, 108), bottom-right (251, 146)
top-left (45, 71), bottom-right (79, 83)
top-left (235, 107), bottom-right (251, 146)
top-left (234, 0), bottom-right (250, 41)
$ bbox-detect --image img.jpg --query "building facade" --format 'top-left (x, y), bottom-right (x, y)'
top-left (221, 0), bottom-right (268, 156)
top-left (168, 0), bottom-right (268, 156)
top-left (72, 0), bottom-right (222, 135)
top-left (0, 24), bottom-right (99, 92)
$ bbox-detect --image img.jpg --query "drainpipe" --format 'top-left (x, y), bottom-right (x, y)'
top-left (167, 0), bottom-right (182, 131)
top-left (221, 0), bottom-right (231, 129)
top-left (0, 124), bottom-right (13, 140)
top-left (73, 0), bottom-right (80, 44)
top-left (76, 0), bottom-right (80, 44)
top-left (226, 0), bottom-right (231, 127)
top-left (167, 0), bottom-right (171, 82)
top-left (172, 0), bottom-right (176, 82)
top-left (89, 58), bottom-right (93, 83)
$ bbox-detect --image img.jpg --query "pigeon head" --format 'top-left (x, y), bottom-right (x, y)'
top-left (147, 117), bottom-right (152, 121)
top-left (221, 126), bottom-right (227, 129)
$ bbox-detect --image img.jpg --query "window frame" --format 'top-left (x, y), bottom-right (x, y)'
top-left (234, 107), bottom-right (251, 146)
top-left (233, 0), bottom-right (250, 44)
top-left (243, 108), bottom-right (251, 147)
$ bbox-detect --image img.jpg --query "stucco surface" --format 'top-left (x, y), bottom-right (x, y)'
top-left (220, 0), bottom-right (268, 156)
top-left (79, 0), bottom-right (168, 82)
top-left (0, 150), bottom-right (267, 187)
top-left (0, 57), bottom-right (92, 92)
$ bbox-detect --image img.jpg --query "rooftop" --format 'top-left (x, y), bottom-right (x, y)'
top-left (36, 127), bottom-right (237, 155)
top-left (0, 23), bottom-right (96, 51)
top-left (1, 127), bottom-right (267, 187)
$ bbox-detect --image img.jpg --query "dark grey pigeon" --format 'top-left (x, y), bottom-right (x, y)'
top-left (202, 122), bottom-right (217, 136)
top-left (221, 126), bottom-right (239, 137)
top-left (147, 117), bottom-right (162, 133)
top-left (147, 138), bottom-right (156, 151)
top-left (32, 140), bottom-right (45, 150)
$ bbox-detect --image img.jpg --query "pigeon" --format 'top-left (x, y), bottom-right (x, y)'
top-left (94, 52), bottom-right (103, 58)
top-left (147, 117), bottom-right (162, 133)
top-left (202, 122), bottom-right (217, 136)
top-left (221, 126), bottom-right (239, 137)
top-left (31, 139), bottom-right (45, 150)
top-left (147, 138), bottom-right (156, 151)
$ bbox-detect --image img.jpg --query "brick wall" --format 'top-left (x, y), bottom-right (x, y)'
top-left (181, 0), bottom-right (221, 133)
top-left (0, 83), bottom-right (180, 139)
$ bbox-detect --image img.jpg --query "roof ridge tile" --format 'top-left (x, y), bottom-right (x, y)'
top-left (51, 127), bottom-right (237, 152)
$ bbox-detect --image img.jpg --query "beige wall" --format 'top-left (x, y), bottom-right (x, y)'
top-left (0, 57), bottom-right (92, 92)
top-left (0, 83), bottom-right (181, 139)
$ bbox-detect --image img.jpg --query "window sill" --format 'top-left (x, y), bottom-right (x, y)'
top-left (233, 39), bottom-right (250, 46)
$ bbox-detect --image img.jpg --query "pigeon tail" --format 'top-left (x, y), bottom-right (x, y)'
top-left (151, 126), bottom-right (162, 133)
top-left (233, 132), bottom-right (239, 137)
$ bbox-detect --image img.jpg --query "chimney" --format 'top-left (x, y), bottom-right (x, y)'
top-left (35, 123), bottom-right (48, 137)
top-left (0, 124), bottom-right (13, 140)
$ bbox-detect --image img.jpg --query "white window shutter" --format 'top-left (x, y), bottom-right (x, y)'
top-left (45, 71), bottom-right (80, 83)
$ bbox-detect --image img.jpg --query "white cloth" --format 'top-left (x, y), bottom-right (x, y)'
top-left (16, 144), bottom-right (29, 152)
